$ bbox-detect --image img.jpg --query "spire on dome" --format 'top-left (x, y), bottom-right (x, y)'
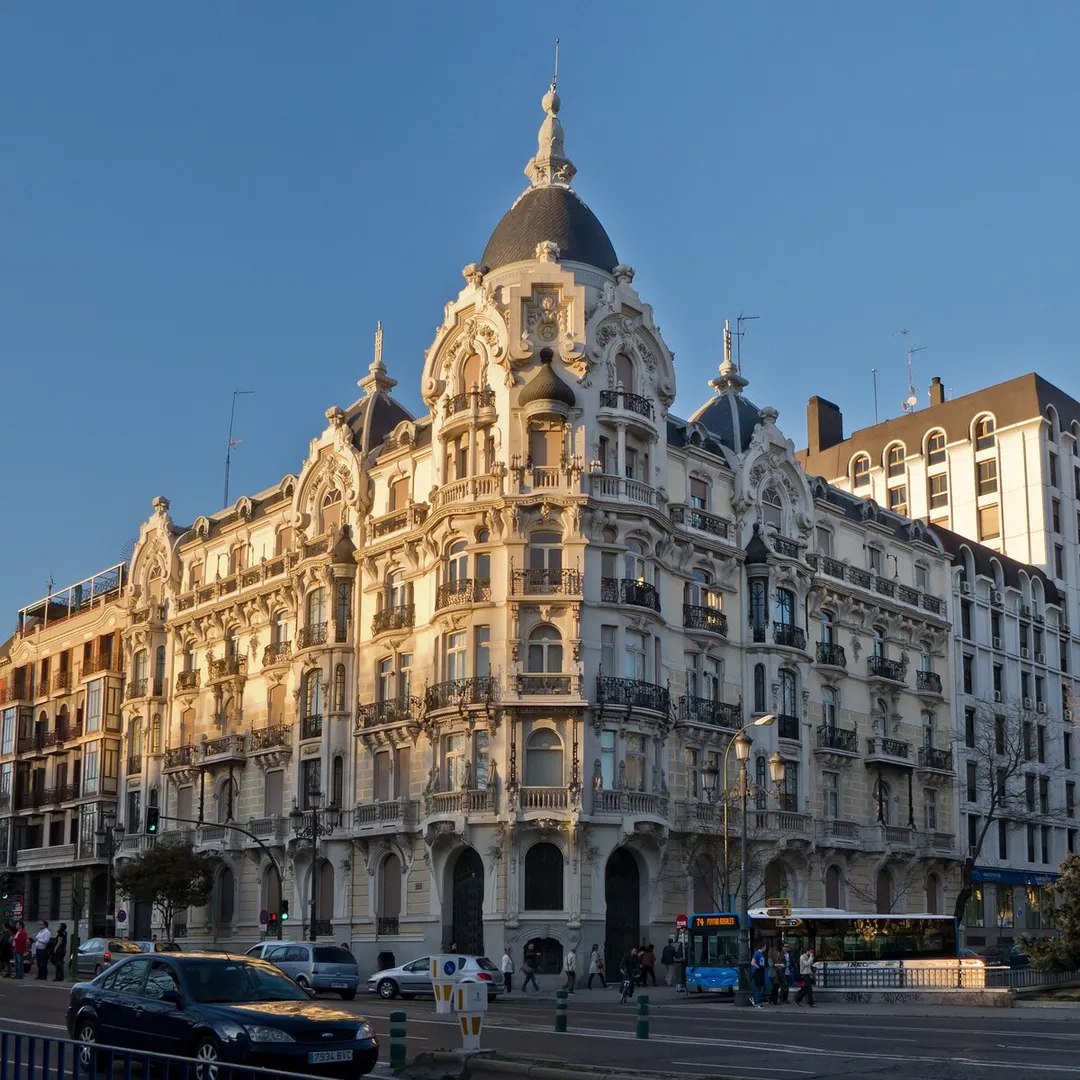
top-left (709, 319), bottom-right (749, 394)
top-left (525, 40), bottom-right (577, 188)
top-left (358, 320), bottom-right (397, 396)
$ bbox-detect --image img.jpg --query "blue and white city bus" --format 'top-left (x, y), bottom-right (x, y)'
top-left (686, 909), bottom-right (961, 993)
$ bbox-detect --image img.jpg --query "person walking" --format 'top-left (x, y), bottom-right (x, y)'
top-left (520, 952), bottom-right (540, 993)
top-left (619, 947), bottom-right (640, 1004)
top-left (563, 947), bottom-right (576, 992)
top-left (769, 947), bottom-right (786, 1005)
top-left (750, 944), bottom-right (767, 1008)
top-left (501, 948), bottom-right (514, 995)
top-left (0, 924), bottom-right (12, 978)
top-left (795, 947), bottom-right (816, 1007)
top-left (661, 938), bottom-right (676, 986)
top-left (33, 921), bottom-right (52, 980)
top-left (639, 943), bottom-right (657, 986)
top-left (673, 935), bottom-right (687, 993)
top-left (13, 922), bottom-right (29, 980)
top-left (52, 923), bottom-right (68, 982)
top-left (587, 944), bottom-right (606, 989)
top-left (780, 943), bottom-right (796, 1004)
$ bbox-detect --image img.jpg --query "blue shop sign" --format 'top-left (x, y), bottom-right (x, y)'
top-left (972, 866), bottom-right (1060, 886)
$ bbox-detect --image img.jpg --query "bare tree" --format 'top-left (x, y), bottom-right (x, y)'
top-left (952, 698), bottom-right (1070, 922)
top-left (664, 817), bottom-right (772, 914)
top-left (846, 861), bottom-right (921, 914)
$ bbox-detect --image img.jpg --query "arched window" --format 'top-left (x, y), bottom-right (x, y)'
top-left (920, 644), bottom-right (933, 673)
top-left (214, 866), bottom-right (236, 926)
top-left (852, 454), bottom-right (871, 488)
top-left (154, 646), bottom-right (166, 696)
top-left (926, 430), bottom-right (947, 466)
top-left (750, 581), bottom-right (767, 640)
top-left (876, 868), bottom-right (892, 914)
top-left (775, 587), bottom-right (795, 626)
top-left (922, 710), bottom-right (935, 747)
top-left (133, 650), bottom-right (147, 688)
top-left (624, 540), bottom-right (649, 583)
top-left (684, 569), bottom-right (719, 610)
top-left (303, 670), bottom-right (324, 720)
top-left (224, 629), bottom-right (238, 661)
top-left (872, 626), bottom-right (886, 659)
top-left (825, 865), bottom-right (842, 908)
top-left (272, 609), bottom-right (288, 645)
top-left (334, 581), bottom-right (352, 642)
top-left (321, 489), bottom-right (343, 534)
top-left (527, 626), bottom-right (563, 673)
top-left (462, 352), bottom-right (482, 393)
top-left (762, 487), bottom-right (782, 528)
top-left (379, 853), bottom-right (402, 925)
top-left (615, 353), bottom-right (634, 393)
top-left (306, 588), bottom-right (327, 629)
top-left (753, 664), bottom-right (766, 713)
top-left (779, 669), bottom-right (798, 718)
top-left (886, 444), bottom-right (906, 478)
top-left (819, 610), bottom-right (834, 646)
top-left (926, 873), bottom-right (940, 915)
top-left (822, 687), bottom-right (838, 730)
top-left (974, 415), bottom-right (996, 451)
top-left (524, 842), bottom-right (564, 910)
top-left (874, 779), bottom-right (892, 825)
top-left (317, 860), bottom-right (335, 926)
top-left (330, 755), bottom-right (344, 809)
top-left (384, 570), bottom-right (409, 611)
top-left (333, 664), bottom-right (346, 712)
top-left (525, 729), bottom-right (564, 787)
top-left (147, 565), bottom-right (165, 605)
top-left (129, 716), bottom-right (143, 761)
top-left (445, 541), bottom-right (468, 584)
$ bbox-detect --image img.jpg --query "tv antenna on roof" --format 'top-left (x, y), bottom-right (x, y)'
top-left (552, 37), bottom-right (560, 90)
top-left (223, 389), bottom-right (255, 509)
top-left (896, 328), bottom-right (927, 413)
top-left (735, 314), bottom-right (759, 373)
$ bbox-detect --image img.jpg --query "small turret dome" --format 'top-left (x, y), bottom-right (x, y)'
top-left (518, 348), bottom-right (576, 415)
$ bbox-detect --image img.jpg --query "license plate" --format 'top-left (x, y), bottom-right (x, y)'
top-left (330, 982), bottom-right (348, 989)
top-left (309, 1050), bottom-right (353, 1064)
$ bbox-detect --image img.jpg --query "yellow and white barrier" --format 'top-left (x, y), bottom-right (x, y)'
top-left (430, 954), bottom-right (465, 1015)
top-left (454, 976), bottom-right (488, 1052)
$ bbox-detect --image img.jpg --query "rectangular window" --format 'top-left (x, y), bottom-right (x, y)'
top-left (999, 885), bottom-right (1015, 927)
top-left (966, 761), bottom-right (978, 802)
top-left (600, 729), bottom-right (616, 790)
top-left (0, 708), bottom-right (13, 755)
top-left (977, 460), bottom-right (999, 496)
top-left (998, 820), bottom-right (1008, 860)
top-left (1041, 825), bottom-right (1050, 864)
top-left (1050, 453), bottom-right (1059, 488)
top-left (963, 654), bottom-right (974, 695)
top-left (815, 527), bottom-right (833, 557)
top-left (962, 603), bottom-right (972, 640)
top-left (888, 485), bottom-right (908, 516)
top-left (389, 476), bottom-right (410, 512)
top-left (869, 547), bottom-right (882, 574)
top-left (1024, 721), bottom-right (1033, 761)
top-left (928, 473), bottom-right (949, 509)
top-left (264, 769), bottom-right (284, 818)
top-left (1026, 773), bottom-right (1036, 812)
top-left (1038, 725), bottom-right (1046, 764)
top-left (993, 665), bottom-right (1003, 696)
top-left (474, 626), bottom-right (490, 678)
top-left (445, 631), bottom-right (467, 682)
top-left (398, 654), bottom-right (413, 700)
top-left (86, 681), bottom-right (102, 734)
top-left (470, 735), bottom-right (485, 790)
top-left (1040, 775), bottom-right (1050, 815)
top-left (965, 708), bottom-right (976, 748)
top-left (979, 503), bottom-right (1001, 541)
top-left (1027, 824), bottom-right (1036, 862)
top-left (443, 734), bottom-right (466, 791)
top-left (83, 745), bottom-right (99, 795)
top-left (968, 813), bottom-right (979, 849)
top-left (396, 745), bottom-right (412, 796)
top-left (685, 747), bottom-right (700, 799)
top-left (689, 478), bottom-right (708, 510)
top-left (924, 787), bottom-right (937, 831)
top-left (623, 632), bottom-right (646, 681)
top-left (374, 751), bottom-right (391, 802)
top-left (268, 683), bottom-right (285, 726)
top-left (601, 625), bottom-right (616, 676)
top-left (966, 885), bottom-right (985, 928)
top-left (1066, 731), bottom-right (1073, 771)
top-left (823, 771), bottom-right (839, 819)
top-left (1056, 545), bottom-right (1065, 580)
top-left (997, 767), bottom-right (1007, 799)
top-left (1070, 829), bottom-right (1077, 855)
top-left (626, 734), bottom-right (646, 791)
top-left (1053, 499), bottom-right (1062, 533)
top-left (301, 758), bottom-right (321, 810)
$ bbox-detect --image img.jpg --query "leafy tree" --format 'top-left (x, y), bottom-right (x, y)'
top-left (115, 841), bottom-right (214, 936)
top-left (1021, 853), bottom-right (1080, 970)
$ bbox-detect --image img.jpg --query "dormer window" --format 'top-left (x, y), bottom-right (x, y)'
top-left (886, 444), bottom-right (905, 478)
top-left (321, 490), bottom-right (343, 534)
top-left (852, 454), bottom-right (871, 488)
top-left (975, 416), bottom-right (996, 451)
top-left (927, 430), bottom-right (946, 466)
top-left (762, 487), bottom-right (782, 528)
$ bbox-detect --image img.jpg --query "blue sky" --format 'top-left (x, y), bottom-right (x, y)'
top-left (3, 2), bottom-right (1079, 625)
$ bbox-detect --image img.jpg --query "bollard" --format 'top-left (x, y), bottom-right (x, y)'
top-left (635, 993), bottom-right (649, 1039)
top-left (389, 1010), bottom-right (407, 1074)
top-left (555, 988), bottom-right (568, 1032)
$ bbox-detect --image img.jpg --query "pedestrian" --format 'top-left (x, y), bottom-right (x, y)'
top-left (0, 923), bottom-right (12, 978)
top-left (639, 943), bottom-right (657, 986)
top-left (13, 922), bottom-right (29, 980)
top-left (795, 947), bottom-right (816, 1007)
top-left (521, 953), bottom-right (540, 993)
top-left (673, 935), bottom-right (687, 993)
top-left (563, 947), bottom-right (576, 992)
top-left (52, 923), bottom-right (68, 982)
top-left (619, 947), bottom-right (639, 1004)
top-left (587, 944), bottom-right (607, 989)
top-left (33, 920), bottom-right (52, 980)
top-left (449, 942), bottom-right (458, 954)
top-left (661, 938), bottom-right (676, 986)
top-left (781, 943), bottom-right (796, 1004)
top-left (769, 947), bottom-right (785, 1005)
top-left (750, 944), bottom-right (767, 1008)
top-left (501, 947), bottom-right (515, 994)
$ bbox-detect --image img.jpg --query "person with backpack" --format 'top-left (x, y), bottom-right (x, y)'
top-left (520, 952), bottom-right (540, 993)
top-left (619, 947), bottom-right (639, 1004)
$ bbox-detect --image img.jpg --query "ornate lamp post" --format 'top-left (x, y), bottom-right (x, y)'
top-left (95, 809), bottom-right (125, 937)
top-left (289, 790), bottom-right (334, 943)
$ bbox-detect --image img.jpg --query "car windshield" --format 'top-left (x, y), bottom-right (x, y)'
top-left (475, 957), bottom-right (498, 972)
top-left (183, 959), bottom-right (310, 1004)
top-left (313, 947), bottom-right (355, 965)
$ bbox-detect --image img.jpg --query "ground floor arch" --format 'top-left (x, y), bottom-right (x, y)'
top-left (604, 847), bottom-right (640, 976)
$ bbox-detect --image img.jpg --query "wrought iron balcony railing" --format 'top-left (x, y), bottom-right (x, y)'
top-left (598, 388), bottom-right (654, 420)
top-left (516, 673), bottom-right (576, 695)
top-left (868, 656), bottom-right (907, 683)
top-left (816, 725), bottom-right (858, 753)
top-left (176, 670), bottom-right (200, 692)
top-left (772, 536), bottom-right (801, 558)
top-left (298, 623), bottom-right (328, 649)
top-left (262, 641), bottom-right (292, 666)
top-left (435, 579), bottom-right (491, 610)
top-left (774, 623), bottom-right (807, 650)
top-left (445, 387), bottom-right (496, 417)
top-left (357, 696), bottom-right (417, 728)
top-left (669, 505), bottom-right (729, 539)
top-left (301, 714), bottom-right (323, 740)
top-left (126, 679), bottom-right (147, 699)
top-left (209, 656), bottom-right (246, 679)
top-left (816, 642), bottom-right (847, 667)
top-left (425, 676), bottom-right (497, 712)
top-left (918, 745), bottom-right (953, 771)
top-left (511, 568), bottom-right (582, 596)
top-left (163, 744), bottom-right (199, 769)
top-left (250, 723), bottom-right (292, 751)
top-left (373, 605), bottom-right (415, 635)
top-left (683, 604), bottom-right (728, 635)
top-left (597, 676), bottom-right (670, 715)
top-left (866, 736), bottom-right (911, 760)
top-left (680, 695), bottom-right (740, 730)
top-left (916, 670), bottom-right (943, 694)
top-left (600, 577), bottom-right (661, 613)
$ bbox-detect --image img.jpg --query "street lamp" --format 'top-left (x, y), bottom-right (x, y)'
top-left (94, 809), bottom-right (125, 937)
top-left (290, 790), bottom-right (334, 943)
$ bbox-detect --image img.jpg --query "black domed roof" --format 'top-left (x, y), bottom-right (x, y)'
top-left (482, 186), bottom-right (618, 273)
top-left (688, 391), bottom-right (763, 454)
top-left (518, 349), bottom-right (576, 408)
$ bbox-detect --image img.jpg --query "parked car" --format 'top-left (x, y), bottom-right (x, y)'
top-left (134, 941), bottom-right (183, 954)
top-left (245, 942), bottom-right (359, 1000)
top-left (958, 948), bottom-right (985, 962)
top-left (982, 944), bottom-right (1031, 968)
top-left (75, 937), bottom-right (144, 977)
top-left (67, 951), bottom-right (378, 1078)
top-left (366, 954), bottom-right (500, 1001)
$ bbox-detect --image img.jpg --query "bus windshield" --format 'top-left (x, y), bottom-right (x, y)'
top-left (690, 930), bottom-right (740, 967)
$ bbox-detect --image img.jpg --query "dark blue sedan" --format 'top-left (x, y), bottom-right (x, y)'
top-left (67, 951), bottom-right (379, 1078)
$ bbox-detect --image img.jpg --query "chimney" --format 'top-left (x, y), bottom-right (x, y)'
top-left (929, 377), bottom-right (945, 407)
top-left (807, 396), bottom-right (844, 453)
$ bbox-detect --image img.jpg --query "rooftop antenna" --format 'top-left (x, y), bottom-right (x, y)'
top-left (895, 328), bottom-right (928, 413)
top-left (871, 368), bottom-right (879, 424)
top-left (552, 37), bottom-right (560, 90)
top-left (735, 313), bottom-right (759, 373)
top-left (223, 389), bottom-right (255, 509)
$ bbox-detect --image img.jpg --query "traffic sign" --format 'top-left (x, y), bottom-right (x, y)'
top-left (675, 914), bottom-right (688, 931)
top-left (774, 918), bottom-right (803, 928)
top-left (764, 907), bottom-right (793, 918)
top-left (259, 909), bottom-right (269, 925)
top-left (116, 910), bottom-right (127, 924)
top-left (764, 897), bottom-right (791, 910)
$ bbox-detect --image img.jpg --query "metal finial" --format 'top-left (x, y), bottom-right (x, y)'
top-left (552, 38), bottom-right (560, 91)
top-left (374, 320), bottom-right (383, 367)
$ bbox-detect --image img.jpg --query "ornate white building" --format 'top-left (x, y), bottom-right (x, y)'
top-left (2, 81), bottom-right (964, 970)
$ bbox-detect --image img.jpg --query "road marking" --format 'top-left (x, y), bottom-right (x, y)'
top-left (0, 1019), bottom-right (68, 1032)
top-left (672, 1064), bottom-right (812, 1076)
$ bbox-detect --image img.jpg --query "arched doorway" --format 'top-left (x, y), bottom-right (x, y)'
top-left (90, 873), bottom-right (110, 936)
top-left (876, 868), bottom-right (892, 914)
top-left (604, 848), bottom-right (640, 976)
top-left (451, 848), bottom-right (484, 955)
top-left (263, 864), bottom-right (282, 937)
top-left (926, 873), bottom-right (940, 915)
top-left (825, 865), bottom-right (842, 909)
top-left (316, 860), bottom-right (335, 933)
top-left (213, 865), bottom-right (235, 934)
top-left (523, 843), bottom-right (564, 911)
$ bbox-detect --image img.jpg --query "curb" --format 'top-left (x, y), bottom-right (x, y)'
top-left (416, 1051), bottom-right (721, 1080)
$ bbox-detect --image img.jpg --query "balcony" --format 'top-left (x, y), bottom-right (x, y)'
top-left (204, 733), bottom-right (246, 762)
top-left (683, 604), bottom-right (728, 636)
top-left (435, 579), bottom-right (491, 610)
top-left (601, 577), bottom-right (661, 613)
top-left (592, 790), bottom-right (667, 817)
top-left (50, 671), bottom-right (71, 695)
top-left (680, 695), bottom-right (740, 731)
top-left (163, 744), bottom-right (199, 771)
top-left (597, 676), bottom-right (670, 715)
top-left (83, 652), bottom-right (118, 677)
top-left (916, 670), bottom-right (943, 695)
top-left (817, 818), bottom-right (861, 847)
top-left (121, 832), bottom-right (155, 855)
top-left (370, 504), bottom-right (428, 540)
top-left (445, 387), bottom-right (496, 418)
top-left (425, 788), bottom-right (496, 816)
top-left (209, 656), bottom-right (246, 680)
top-left (918, 831), bottom-right (957, 855)
top-left (815, 725), bottom-right (858, 755)
top-left (17, 732), bottom-right (46, 755)
top-left (669, 504), bottom-right (729, 540)
top-left (917, 745), bottom-right (954, 772)
top-left (373, 605), bottom-right (415, 636)
top-left (772, 536), bottom-right (801, 559)
top-left (15, 843), bottom-right (76, 871)
top-left (298, 623), bottom-right (328, 649)
top-left (354, 799), bottom-right (420, 831)
top-left (815, 642), bottom-right (847, 668)
top-left (250, 724), bottom-right (292, 752)
top-left (865, 736), bottom-right (913, 768)
top-left (773, 623), bottom-right (807, 650)
top-left (432, 473), bottom-right (503, 510)
top-left (675, 800), bottom-right (721, 831)
top-left (195, 823), bottom-right (241, 850)
top-left (176, 670), bottom-right (201, 692)
top-left (870, 824), bottom-right (916, 850)
top-left (777, 714), bottom-right (800, 741)
top-left (301, 714), bottom-right (323, 740)
top-left (515, 673), bottom-right (578, 696)
top-left (587, 473), bottom-right (659, 508)
top-left (262, 641), bottom-right (292, 666)
top-left (751, 810), bottom-right (813, 839)
top-left (868, 656), bottom-right (907, 684)
top-left (598, 388), bottom-right (654, 421)
top-left (126, 754), bottom-right (143, 775)
top-left (425, 676), bottom-right (497, 712)
top-left (511, 568), bottom-right (582, 597)
top-left (519, 786), bottom-right (570, 811)
top-left (377, 917), bottom-right (400, 936)
top-left (126, 679), bottom-right (147, 699)
top-left (357, 696), bottom-right (417, 729)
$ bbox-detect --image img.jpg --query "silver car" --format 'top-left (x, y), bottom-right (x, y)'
top-left (74, 937), bottom-right (144, 977)
top-left (245, 941), bottom-right (359, 999)
top-left (366, 954), bottom-right (500, 1001)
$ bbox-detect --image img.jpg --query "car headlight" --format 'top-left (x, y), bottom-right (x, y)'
top-left (244, 1026), bottom-right (295, 1044)
top-left (357, 1023), bottom-right (374, 1040)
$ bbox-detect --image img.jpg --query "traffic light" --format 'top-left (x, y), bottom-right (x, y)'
top-left (1, 875), bottom-right (11, 900)
top-left (146, 807), bottom-right (160, 834)
top-left (281, 900), bottom-right (290, 921)
top-left (267, 913), bottom-right (279, 936)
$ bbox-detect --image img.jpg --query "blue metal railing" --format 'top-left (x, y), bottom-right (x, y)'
top-left (0, 1029), bottom-right (355, 1080)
